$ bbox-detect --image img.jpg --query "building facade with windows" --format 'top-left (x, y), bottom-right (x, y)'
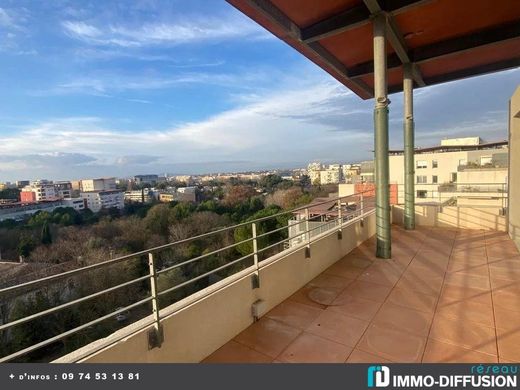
top-left (80, 190), bottom-right (124, 213)
top-left (389, 138), bottom-right (508, 203)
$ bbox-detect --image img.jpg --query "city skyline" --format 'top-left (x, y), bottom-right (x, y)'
top-left (0, 0), bottom-right (518, 182)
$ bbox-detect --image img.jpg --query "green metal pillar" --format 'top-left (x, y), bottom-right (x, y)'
top-left (403, 63), bottom-right (415, 230)
top-left (373, 14), bottom-right (391, 259)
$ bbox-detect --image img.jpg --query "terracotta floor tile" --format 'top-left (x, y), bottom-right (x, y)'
top-left (488, 259), bottom-right (520, 281)
top-left (396, 272), bottom-right (444, 296)
top-left (447, 265), bottom-right (489, 279)
top-left (202, 340), bottom-right (273, 363)
top-left (490, 277), bottom-right (518, 291)
top-left (429, 315), bottom-right (497, 355)
top-left (265, 300), bottom-right (324, 330)
top-left (343, 280), bottom-right (392, 302)
top-left (329, 291), bottom-right (382, 321)
top-left (277, 332), bottom-right (352, 363)
top-left (407, 262), bottom-right (446, 277)
top-left (337, 255), bottom-right (373, 269)
top-left (488, 253), bottom-right (520, 262)
top-left (439, 285), bottom-right (493, 307)
top-left (308, 273), bottom-right (354, 290)
top-left (373, 302), bottom-right (433, 337)
top-left (443, 272), bottom-right (491, 291)
top-left (357, 263), bottom-right (402, 287)
top-left (306, 308), bottom-right (369, 347)
top-left (234, 318), bottom-right (301, 358)
top-left (289, 286), bottom-right (342, 308)
top-left (346, 349), bottom-right (392, 363)
top-left (492, 285), bottom-right (520, 312)
top-left (494, 306), bottom-right (520, 332)
top-left (324, 261), bottom-right (365, 279)
top-left (422, 339), bottom-right (497, 363)
top-left (497, 327), bottom-right (520, 362)
top-left (357, 322), bottom-right (427, 362)
top-left (387, 288), bottom-right (438, 313)
top-left (447, 258), bottom-right (488, 273)
top-left (435, 299), bottom-right (495, 327)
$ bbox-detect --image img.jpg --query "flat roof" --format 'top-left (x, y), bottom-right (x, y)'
top-left (389, 140), bottom-right (508, 155)
top-left (227, 0), bottom-right (520, 99)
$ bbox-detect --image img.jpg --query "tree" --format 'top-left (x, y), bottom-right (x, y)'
top-left (17, 233), bottom-right (35, 258)
top-left (41, 221), bottom-right (52, 245)
top-left (299, 174), bottom-right (311, 188)
top-left (222, 185), bottom-right (256, 207)
top-left (259, 174), bottom-right (283, 191)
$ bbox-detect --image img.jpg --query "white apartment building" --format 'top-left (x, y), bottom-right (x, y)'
top-left (389, 138), bottom-right (508, 203)
top-left (62, 198), bottom-right (85, 211)
top-left (81, 190), bottom-right (124, 213)
top-left (319, 167), bottom-right (342, 184)
top-left (80, 178), bottom-right (117, 192)
top-left (124, 189), bottom-right (158, 203)
top-left (22, 180), bottom-right (57, 201)
top-left (306, 162), bottom-right (322, 184)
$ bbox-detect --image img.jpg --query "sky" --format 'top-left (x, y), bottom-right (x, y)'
top-left (0, 0), bottom-right (518, 182)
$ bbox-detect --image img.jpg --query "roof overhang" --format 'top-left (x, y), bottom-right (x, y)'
top-left (227, 0), bottom-right (520, 100)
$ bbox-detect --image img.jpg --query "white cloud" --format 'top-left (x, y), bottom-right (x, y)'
top-left (62, 14), bottom-right (270, 48)
top-left (0, 8), bottom-right (17, 29)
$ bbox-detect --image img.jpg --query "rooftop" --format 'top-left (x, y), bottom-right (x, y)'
top-left (389, 140), bottom-right (508, 155)
top-left (204, 225), bottom-right (520, 363)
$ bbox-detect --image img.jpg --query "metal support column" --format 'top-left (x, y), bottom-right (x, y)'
top-left (403, 63), bottom-right (415, 230)
top-left (373, 14), bottom-right (391, 259)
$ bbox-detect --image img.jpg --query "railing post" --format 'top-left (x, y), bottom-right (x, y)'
top-left (251, 222), bottom-right (260, 289)
top-left (337, 199), bottom-right (343, 240)
top-left (147, 252), bottom-right (163, 349)
top-left (305, 208), bottom-right (311, 258)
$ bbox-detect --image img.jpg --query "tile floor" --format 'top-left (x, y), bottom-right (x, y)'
top-left (203, 225), bottom-right (520, 363)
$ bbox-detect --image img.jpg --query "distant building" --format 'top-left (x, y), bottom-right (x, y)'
top-left (0, 200), bottom-right (63, 221)
top-left (307, 162), bottom-right (322, 184)
top-left (134, 174), bottom-right (159, 186)
top-left (159, 193), bottom-right (175, 203)
top-left (62, 198), bottom-right (85, 211)
top-left (176, 187), bottom-right (197, 202)
top-left (319, 165), bottom-right (342, 185)
top-left (80, 178), bottom-right (116, 192)
top-left (16, 180), bottom-right (30, 188)
top-left (389, 138), bottom-right (508, 203)
top-left (124, 189), bottom-right (158, 203)
top-left (81, 190), bottom-right (124, 213)
top-left (54, 181), bottom-right (72, 199)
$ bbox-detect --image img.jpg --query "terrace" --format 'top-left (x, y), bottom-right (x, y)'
top-left (204, 225), bottom-right (520, 363)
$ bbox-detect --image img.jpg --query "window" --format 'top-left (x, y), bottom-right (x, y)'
top-left (417, 190), bottom-right (428, 198)
top-left (416, 160), bottom-right (427, 169)
top-left (416, 175), bottom-right (427, 184)
top-left (480, 156), bottom-right (492, 165)
top-left (459, 159), bottom-right (467, 166)
top-left (450, 172), bottom-right (457, 183)
top-left (432, 160), bottom-right (438, 168)
top-left (432, 175), bottom-right (438, 184)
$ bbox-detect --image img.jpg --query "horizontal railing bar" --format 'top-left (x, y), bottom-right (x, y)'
top-left (157, 254), bottom-right (252, 297)
top-left (0, 274), bottom-right (152, 332)
top-left (0, 296), bottom-right (154, 363)
top-left (156, 236), bottom-right (256, 276)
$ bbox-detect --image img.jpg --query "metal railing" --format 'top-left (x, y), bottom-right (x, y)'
top-left (0, 190), bottom-right (375, 363)
top-left (396, 182), bottom-right (508, 209)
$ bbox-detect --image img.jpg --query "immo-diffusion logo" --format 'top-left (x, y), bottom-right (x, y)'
top-left (366, 365), bottom-right (518, 388)
top-left (367, 366), bottom-right (390, 388)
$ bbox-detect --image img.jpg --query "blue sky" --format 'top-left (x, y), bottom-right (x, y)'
top-left (0, 0), bottom-right (518, 182)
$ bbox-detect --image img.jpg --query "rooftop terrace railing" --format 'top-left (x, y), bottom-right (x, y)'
top-left (396, 182), bottom-right (508, 209)
top-left (0, 190), bottom-right (375, 363)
